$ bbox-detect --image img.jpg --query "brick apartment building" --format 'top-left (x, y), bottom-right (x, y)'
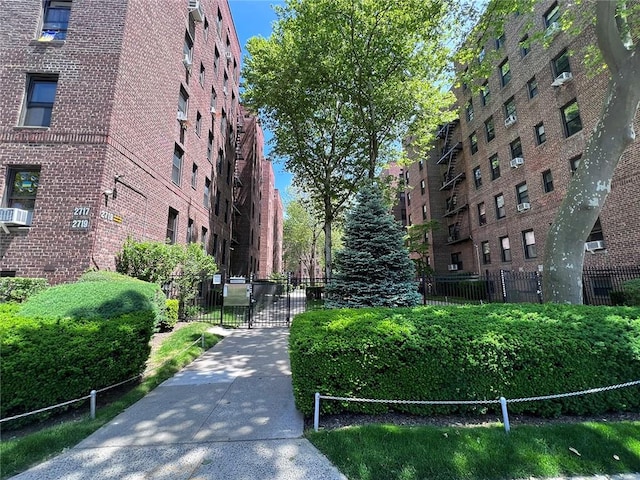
top-left (230, 105), bottom-right (283, 279)
top-left (0, 0), bottom-right (282, 284)
top-left (404, 0), bottom-right (640, 280)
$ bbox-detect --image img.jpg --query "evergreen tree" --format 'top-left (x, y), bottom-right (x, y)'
top-left (326, 184), bottom-right (421, 308)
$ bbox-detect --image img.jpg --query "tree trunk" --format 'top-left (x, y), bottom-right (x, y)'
top-left (324, 194), bottom-right (333, 280)
top-left (543, 71), bottom-right (640, 303)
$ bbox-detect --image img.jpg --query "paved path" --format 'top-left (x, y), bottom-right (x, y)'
top-left (11, 328), bottom-right (346, 480)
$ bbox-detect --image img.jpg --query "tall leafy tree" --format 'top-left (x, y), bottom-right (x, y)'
top-left (326, 183), bottom-right (421, 308)
top-left (242, 0), bottom-right (455, 278)
top-left (456, 0), bottom-right (640, 304)
top-left (283, 199), bottom-right (323, 281)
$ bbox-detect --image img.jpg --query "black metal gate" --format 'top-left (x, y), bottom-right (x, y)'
top-left (169, 276), bottom-right (326, 328)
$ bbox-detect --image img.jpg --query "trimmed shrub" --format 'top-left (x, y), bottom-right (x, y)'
top-left (290, 304), bottom-right (640, 418)
top-left (19, 272), bottom-right (168, 331)
top-left (1, 306), bottom-right (154, 421)
top-left (611, 279), bottom-right (640, 306)
top-left (0, 277), bottom-right (49, 303)
top-left (163, 299), bottom-right (179, 331)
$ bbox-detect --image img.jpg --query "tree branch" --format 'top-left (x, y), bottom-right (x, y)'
top-left (595, 1), bottom-right (629, 75)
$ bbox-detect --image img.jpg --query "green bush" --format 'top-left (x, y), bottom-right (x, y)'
top-left (0, 304), bottom-right (154, 421)
top-left (290, 304), bottom-right (640, 418)
top-left (115, 237), bottom-right (182, 283)
top-left (0, 277), bottom-right (49, 303)
top-left (19, 272), bottom-right (168, 331)
top-left (611, 279), bottom-right (640, 306)
top-left (163, 299), bottom-right (179, 331)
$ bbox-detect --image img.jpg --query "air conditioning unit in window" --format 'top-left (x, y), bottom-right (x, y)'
top-left (223, 86), bottom-right (228, 96)
top-left (551, 72), bottom-right (573, 87)
top-left (517, 202), bottom-right (531, 212)
top-left (585, 240), bottom-right (606, 252)
top-left (545, 21), bottom-right (561, 38)
top-left (504, 114), bottom-right (517, 127)
top-left (210, 105), bottom-right (216, 114)
top-left (448, 264), bottom-right (459, 271)
top-left (225, 51), bottom-right (232, 61)
top-left (188, 0), bottom-right (205, 22)
top-left (510, 157), bottom-right (524, 168)
top-left (183, 54), bottom-right (193, 70)
top-left (0, 208), bottom-right (30, 226)
top-left (177, 111), bottom-right (188, 122)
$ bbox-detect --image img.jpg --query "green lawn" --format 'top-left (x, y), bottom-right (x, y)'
top-left (0, 322), bottom-right (222, 479)
top-left (308, 421), bottom-right (640, 480)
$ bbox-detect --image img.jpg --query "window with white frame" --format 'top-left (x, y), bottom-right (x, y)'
top-left (172, 145), bottom-right (183, 185)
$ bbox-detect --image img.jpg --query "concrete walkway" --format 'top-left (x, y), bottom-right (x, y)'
top-left (11, 328), bottom-right (346, 480)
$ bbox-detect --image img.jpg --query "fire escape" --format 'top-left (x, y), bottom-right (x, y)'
top-left (436, 120), bottom-right (470, 245)
top-left (231, 118), bottom-right (245, 249)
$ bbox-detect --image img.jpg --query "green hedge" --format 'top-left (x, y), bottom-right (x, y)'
top-left (0, 274), bottom-right (160, 421)
top-left (19, 271), bottom-right (168, 331)
top-left (0, 277), bottom-right (49, 303)
top-left (611, 278), bottom-right (640, 306)
top-left (290, 304), bottom-right (640, 418)
top-left (163, 299), bottom-right (179, 331)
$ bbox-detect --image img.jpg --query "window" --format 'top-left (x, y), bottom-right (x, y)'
top-left (217, 149), bottom-right (223, 174)
top-left (562, 100), bottom-right (583, 137)
top-left (210, 88), bottom-right (217, 113)
top-left (570, 154), bottom-right (582, 174)
top-left (207, 131), bottom-right (213, 161)
top-left (172, 145), bottom-right (183, 185)
top-left (520, 35), bottom-right (530, 57)
top-left (216, 8), bottom-right (223, 36)
top-left (490, 154), bottom-right (500, 180)
top-left (516, 182), bottom-right (530, 204)
top-left (214, 188), bottom-right (221, 215)
top-left (544, 2), bottom-right (561, 28)
top-left (542, 169), bottom-right (554, 192)
top-left (214, 47), bottom-right (220, 76)
top-left (201, 226), bottom-right (209, 250)
top-left (223, 73), bottom-right (229, 94)
top-left (183, 33), bottom-right (193, 64)
top-left (480, 82), bottom-right (490, 106)
top-left (418, 159), bottom-right (424, 170)
top-left (420, 180), bottom-right (426, 195)
top-left (5, 168), bottom-right (40, 225)
top-left (500, 236), bottom-right (512, 262)
top-left (495, 193), bottom-right (506, 219)
top-left (469, 132), bottom-right (478, 154)
top-left (495, 33), bottom-right (506, 49)
top-left (527, 77), bottom-right (538, 99)
top-left (535, 122), bottom-right (546, 144)
top-left (552, 49), bottom-right (571, 76)
top-left (451, 252), bottom-right (463, 270)
top-left (23, 76), bottom-right (58, 127)
top-left (187, 218), bottom-right (194, 243)
top-left (504, 97), bottom-right (516, 118)
top-left (178, 87), bottom-right (188, 118)
top-left (40, 0), bottom-right (71, 40)
top-left (166, 208), bottom-right (178, 244)
top-left (477, 202), bottom-right (486, 226)
top-left (226, 160), bottom-right (232, 184)
top-left (587, 217), bottom-right (604, 242)
top-left (406, 192), bottom-right (411, 206)
top-left (191, 163), bottom-right (198, 189)
top-left (478, 46), bottom-right (485, 63)
top-left (422, 204), bottom-right (428, 221)
top-left (481, 241), bottom-right (491, 264)
top-left (203, 18), bottom-right (209, 42)
top-left (199, 63), bottom-right (205, 86)
top-left (499, 59), bottom-right (511, 87)
top-left (522, 230), bottom-right (537, 259)
top-left (224, 199), bottom-right (229, 223)
top-left (204, 177), bottom-right (211, 208)
top-left (195, 111), bottom-right (202, 137)
top-left (510, 137), bottom-right (523, 159)
top-left (465, 100), bottom-right (474, 122)
top-left (473, 166), bottom-right (482, 188)
top-left (485, 116), bottom-right (495, 142)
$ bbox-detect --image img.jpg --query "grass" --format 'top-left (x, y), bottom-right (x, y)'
top-left (307, 421), bottom-right (640, 480)
top-left (0, 321), bottom-right (223, 479)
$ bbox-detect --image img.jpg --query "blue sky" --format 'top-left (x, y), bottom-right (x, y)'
top-left (228, 0), bottom-right (292, 205)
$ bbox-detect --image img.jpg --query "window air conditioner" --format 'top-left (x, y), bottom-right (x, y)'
top-left (551, 72), bottom-right (573, 87)
top-left (585, 240), bottom-right (605, 252)
top-left (177, 111), bottom-right (188, 122)
top-left (516, 202), bottom-right (531, 212)
top-left (188, 0), bottom-right (205, 22)
top-left (225, 51), bottom-right (233, 61)
top-left (545, 21), bottom-right (560, 38)
top-left (0, 208), bottom-right (30, 226)
top-left (510, 157), bottom-right (524, 168)
top-left (448, 264), bottom-right (459, 271)
top-left (504, 114), bottom-right (517, 127)
top-left (210, 106), bottom-right (216, 114)
top-left (183, 54), bottom-right (193, 70)
top-left (447, 236), bottom-right (454, 242)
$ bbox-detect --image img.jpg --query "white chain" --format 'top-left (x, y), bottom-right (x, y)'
top-left (319, 379), bottom-right (640, 407)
